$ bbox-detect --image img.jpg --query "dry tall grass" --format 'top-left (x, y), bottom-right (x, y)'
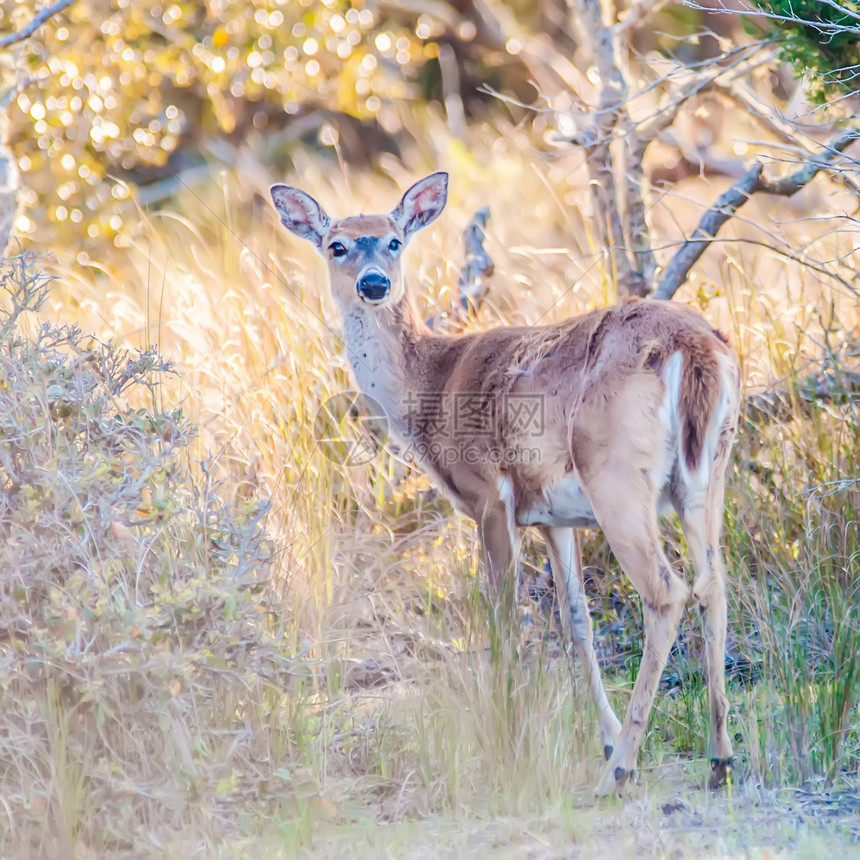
top-left (2, 113), bottom-right (858, 857)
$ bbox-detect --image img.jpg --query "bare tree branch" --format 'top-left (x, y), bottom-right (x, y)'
top-left (654, 162), bottom-right (764, 301)
top-left (714, 79), bottom-right (860, 197)
top-left (684, 0), bottom-right (860, 38)
top-left (758, 130), bottom-right (860, 193)
top-left (716, 81), bottom-right (807, 147)
top-left (635, 45), bottom-right (777, 141)
top-left (0, 0), bottom-right (77, 49)
top-left (620, 46), bottom-right (776, 294)
top-left (610, 0), bottom-right (671, 294)
top-left (653, 129), bottom-right (860, 299)
top-left (624, 141), bottom-right (658, 290)
top-left (551, 11), bottom-right (781, 299)
top-left (747, 366), bottom-right (860, 426)
top-left (707, 77), bottom-right (860, 198)
top-left (568, 0), bottom-right (639, 291)
top-left (614, 0), bottom-right (670, 41)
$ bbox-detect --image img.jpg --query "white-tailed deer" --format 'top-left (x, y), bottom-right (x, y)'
top-left (271, 172), bottom-right (741, 796)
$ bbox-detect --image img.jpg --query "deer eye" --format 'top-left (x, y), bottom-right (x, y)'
top-left (329, 242), bottom-right (347, 258)
top-left (388, 238), bottom-right (402, 253)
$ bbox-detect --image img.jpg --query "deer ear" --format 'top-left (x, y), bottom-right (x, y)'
top-left (391, 172), bottom-right (448, 242)
top-left (270, 185), bottom-right (331, 249)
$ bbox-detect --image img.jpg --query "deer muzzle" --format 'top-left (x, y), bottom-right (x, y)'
top-left (356, 268), bottom-right (391, 303)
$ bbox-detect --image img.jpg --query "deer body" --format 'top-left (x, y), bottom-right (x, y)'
top-left (271, 173), bottom-right (741, 796)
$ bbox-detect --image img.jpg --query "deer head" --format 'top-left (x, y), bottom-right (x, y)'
top-left (270, 172), bottom-right (448, 310)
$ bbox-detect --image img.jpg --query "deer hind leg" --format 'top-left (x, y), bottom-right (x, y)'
top-left (680, 466), bottom-right (734, 788)
top-left (542, 526), bottom-right (622, 759)
top-left (587, 479), bottom-right (690, 797)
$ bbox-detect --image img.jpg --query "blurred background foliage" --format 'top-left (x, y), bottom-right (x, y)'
top-left (1, 0), bottom-right (857, 258)
top-left (3, 0), bottom-right (749, 255)
top-left (6, 0), bottom-right (501, 250)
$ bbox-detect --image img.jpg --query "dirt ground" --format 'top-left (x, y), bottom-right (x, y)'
top-left (301, 797), bottom-right (858, 859)
top-left (217, 763), bottom-right (860, 859)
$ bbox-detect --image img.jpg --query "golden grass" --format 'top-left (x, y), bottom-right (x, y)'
top-left (5, 111), bottom-right (857, 855)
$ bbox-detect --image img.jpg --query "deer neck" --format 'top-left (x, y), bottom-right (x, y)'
top-left (339, 292), bottom-right (436, 432)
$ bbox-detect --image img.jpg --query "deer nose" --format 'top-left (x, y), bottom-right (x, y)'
top-left (356, 270), bottom-right (391, 303)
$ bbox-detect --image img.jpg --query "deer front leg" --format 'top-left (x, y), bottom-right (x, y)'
top-left (477, 476), bottom-right (520, 631)
top-left (542, 527), bottom-right (622, 761)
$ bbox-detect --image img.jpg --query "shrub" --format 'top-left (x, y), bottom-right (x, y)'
top-left (0, 254), bottom-right (303, 857)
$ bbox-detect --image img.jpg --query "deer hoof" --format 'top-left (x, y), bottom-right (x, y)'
top-left (594, 763), bottom-right (632, 797)
top-left (709, 757), bottom-right (733, 790)
top-left (603, 744), bottom-right (614, 761)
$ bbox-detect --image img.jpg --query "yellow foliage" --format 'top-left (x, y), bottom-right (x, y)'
top-left (9, 0), bottom-right (437, 248)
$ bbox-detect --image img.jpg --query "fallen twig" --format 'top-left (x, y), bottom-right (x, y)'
top-left (457, 206), bottom-right (493, 314)
top-left (427, 206), bottom-right (494, 330)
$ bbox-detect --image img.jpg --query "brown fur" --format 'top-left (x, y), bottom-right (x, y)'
top-left (401, 299), bottom-right (733, 490)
